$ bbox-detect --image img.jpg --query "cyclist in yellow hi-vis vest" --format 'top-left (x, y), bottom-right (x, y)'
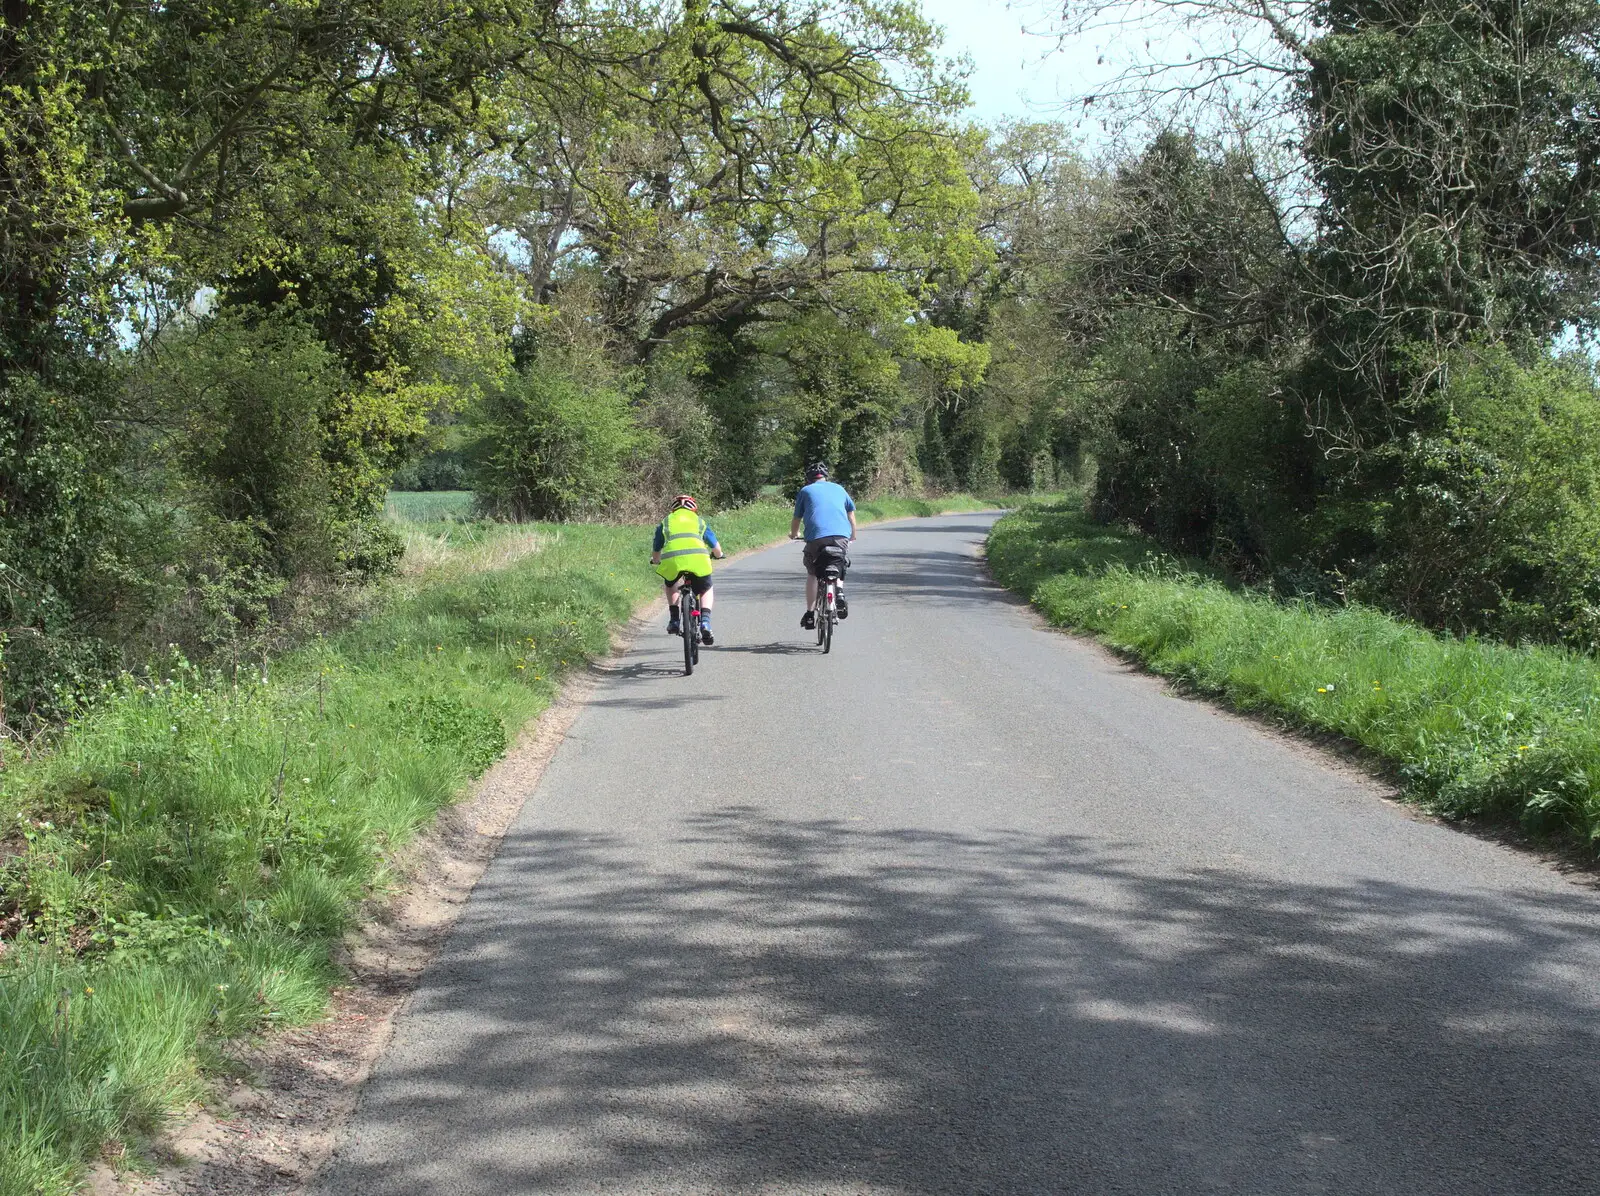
top-left (650, 495), bottom-right (725, 644)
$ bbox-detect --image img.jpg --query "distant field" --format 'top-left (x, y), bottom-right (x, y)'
top-left (385, 490), bottom-right (474, 521)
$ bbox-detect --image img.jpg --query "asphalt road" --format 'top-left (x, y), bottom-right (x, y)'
top-left (316, 512), bottom-right (1600, 1195)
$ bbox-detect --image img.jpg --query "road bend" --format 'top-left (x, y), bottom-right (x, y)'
top-left (315, 512), bottom-right (1600, 1195)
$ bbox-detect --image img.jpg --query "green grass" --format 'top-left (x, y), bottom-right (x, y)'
top-left (987, 499), bottom-right (1600, 849)
top-left (0, 493), bottom-right (990, 1194)
top-left (384, 489), bottom-right (475, 522)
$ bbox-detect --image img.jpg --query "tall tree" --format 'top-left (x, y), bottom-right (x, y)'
top-left (1301, 0), bottom-right (1600, 408)
top-left (474, 0), bottom-right (984, 360)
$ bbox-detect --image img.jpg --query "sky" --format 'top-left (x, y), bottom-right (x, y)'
top-left (916, 0), bottom-right (1287, 148)
top-left (916, 0), bottom-right (1106, 126)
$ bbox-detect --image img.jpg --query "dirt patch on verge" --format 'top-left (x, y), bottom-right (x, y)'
top-left (98, 610), bottom-right (652, 1196)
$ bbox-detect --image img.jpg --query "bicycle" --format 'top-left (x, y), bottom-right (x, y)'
top-left (811, 561), bottom-right (842, 654)
top-left (672, 571), bottom-right (703, 676)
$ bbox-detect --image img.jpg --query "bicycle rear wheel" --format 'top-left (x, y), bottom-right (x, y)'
top-left (680, 588), bottom-right (695, 675)
top-left (822, 601), bottom-right (833, 654)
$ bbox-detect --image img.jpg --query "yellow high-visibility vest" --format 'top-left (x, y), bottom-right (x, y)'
top-left (655, 508), bottom-right (713, 580)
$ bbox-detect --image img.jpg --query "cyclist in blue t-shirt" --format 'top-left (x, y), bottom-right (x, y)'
top-left (788, 462), bottom-right (857, 629)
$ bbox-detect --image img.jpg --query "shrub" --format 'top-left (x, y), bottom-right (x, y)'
top-left (469, 359), bottom-right (649, 521)
top-left (0, 365), bottom-right (127, 726)
top-left (129, 311), bottom-right (347, 580)
top-left (1088, 338), bottom-right (1225, 552)
top-left (391, 451), bottom-right (469, 492)
top-left (1361, 347), bottom-right (1600, 649)
top-left (119, 311), bottom-right (402, 661)
top-left (628, 361), bottom-right (720, 515)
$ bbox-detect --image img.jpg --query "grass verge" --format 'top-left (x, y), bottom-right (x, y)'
top-left (987, 500), bottom-right (1600, 850)
top-left (0, 494), bottom-right (989, 1195)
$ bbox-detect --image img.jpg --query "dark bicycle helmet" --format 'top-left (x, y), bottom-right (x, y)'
top-left (804, 461), bottom-right (829, 481)
top-left (671, 494), bottom-right (697, 511)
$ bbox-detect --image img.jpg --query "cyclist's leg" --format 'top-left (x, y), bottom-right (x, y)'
top-left (690, 574), bottom-right (715, 643)
top-left (802, 540), bottom-right (820, 606)
top-left (833, 544), bottom-right (848, 617)
top-left (800, 541), bottom-right (820, 626)
top-left (664, 578), bottom-right (683, 632)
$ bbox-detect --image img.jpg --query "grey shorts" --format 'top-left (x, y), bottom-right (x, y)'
top-left (803, 536), bottom-right (850, 578)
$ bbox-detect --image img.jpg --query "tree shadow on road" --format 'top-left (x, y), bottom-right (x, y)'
top-left (320, 808), bottom-right (1600, 1196)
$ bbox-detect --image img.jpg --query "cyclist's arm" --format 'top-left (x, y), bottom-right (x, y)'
top-left (650, 523), bottom-right (664, 565)
top-left (847, 509), bottom-right (858, 540)
top-left (704, 527), bottom-right (725, 559)
top-left (789, 516), bottom-right (803, 540)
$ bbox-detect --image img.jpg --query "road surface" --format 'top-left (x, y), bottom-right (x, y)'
top-left (316, 512), bottom-right (1600, 1195)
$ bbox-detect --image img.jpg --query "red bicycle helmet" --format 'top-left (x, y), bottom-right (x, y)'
top-left (671, 494), bottom-right (697, 512)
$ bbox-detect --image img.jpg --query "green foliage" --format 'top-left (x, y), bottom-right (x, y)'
top-left (484, 2), bottom-right (981, 358)
top-left (0, 309), bottom-right (424, 726)
top-left (132, 311), bottom-right (349, 577)
top-left (774, 305), bottom-right (981, 495)
top-left (1354, 348), bottom-right (1600, 646)
top-left (1038, 122), bottom-right (1600, 654)
top-left (0, 0), bottom-right (533, 723)
top-left (392, 452), bottom-right (470, 492)
top-left (0, 364), bottom-right (124, 724)
top-left (631, 353), bottom-right (723, 510)
top-left (1088, 337), bottom-right (1226, 552)
top-left (1089, 338), bottom-right (1315, 573)
top-left (469, 359), bottom-right (652, 521)
top-left (1303, 0), bottom-right (1600, 401)
top-left (989, 500), bottom-right (1600, 847)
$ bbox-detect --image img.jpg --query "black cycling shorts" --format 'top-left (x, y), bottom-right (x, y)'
top-left (803, 536), bottom-right (851, 578)
top-left (665, 572), bottom-right (713, 596)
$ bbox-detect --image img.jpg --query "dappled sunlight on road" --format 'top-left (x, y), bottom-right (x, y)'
top-left (322, 807), bottom-right (1600, 1195)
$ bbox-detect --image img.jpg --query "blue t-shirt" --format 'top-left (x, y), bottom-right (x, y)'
top-left (793, 480), bottom-right (856, 541)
